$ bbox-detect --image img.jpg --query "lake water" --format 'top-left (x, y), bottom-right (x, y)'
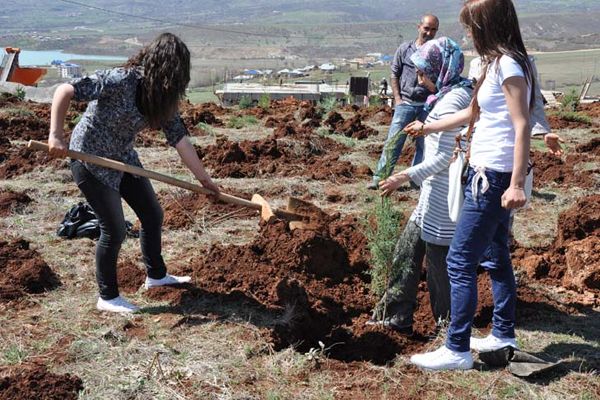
top-left (14, 50), bottom-right (128, 66)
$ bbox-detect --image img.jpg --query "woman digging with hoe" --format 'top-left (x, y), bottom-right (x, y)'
top-left (47, 33), bottom-right (221, 314)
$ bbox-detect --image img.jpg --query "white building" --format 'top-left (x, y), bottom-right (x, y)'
top-left (58, 63), bottom-right (82, 78)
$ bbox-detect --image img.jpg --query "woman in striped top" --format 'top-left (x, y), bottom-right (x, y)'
top-left (368, 37), bottom-right (472, 335)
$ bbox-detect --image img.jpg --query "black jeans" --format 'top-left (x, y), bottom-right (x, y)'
top-left (71, 161), bottom-right (167, 300)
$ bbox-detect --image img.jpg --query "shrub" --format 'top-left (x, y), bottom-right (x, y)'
top-left (258, 93), bottom-right (270, 110)
top-left (560, 89), bottom-right (579, 112)
top-left (318, 96), bottom-right (338, 114)
top-left (369, 95), bottom-right (382, 106)
top-left (364, 196), bottom-right (403, 300)
top-left (238, 95), bottom-right (253, 109)
top-left (15, 86), bottom-right (26, 101)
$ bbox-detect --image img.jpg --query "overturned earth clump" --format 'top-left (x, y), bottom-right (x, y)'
top-left (0, 189), bottom-right (33, 216)
top-left (530, 150), bottom-right (598, 188)
top-left (325, 112), bottom-right (377, 139)
top-left (196, 136), bottom-right (370, 182)
top-left (0, 365), bottom-right (83, 400)
top-left (0, 238), bottom-right (61, 301)
top-left (512, 194), bottom-right (600, 301)
top-left (0, 138), bottom-right (66, 179)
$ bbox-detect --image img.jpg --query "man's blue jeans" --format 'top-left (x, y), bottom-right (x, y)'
top-left (372, 103), bottom-right (428, 182)
top-left (445, 167), bottom-right (516, 353)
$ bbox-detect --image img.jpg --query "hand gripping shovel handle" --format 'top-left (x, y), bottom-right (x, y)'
top-left (27, 140), bottom-right (262, 211)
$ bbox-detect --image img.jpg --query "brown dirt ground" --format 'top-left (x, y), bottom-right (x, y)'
top-left (512, 194), bottom-right (600, 302)
top-left (324, 111), bottom-right (377, 139)
top-left (159, 188), bottom-right (258, 230)
top-left (0, 238), bottom-right (61, 302)
top-left (530, 150), bottom-right (598, 188)
top-left (196, 135), bottom-right (371, 182)
top-left (0, 137), bottom-right (67, 179)
top-left (0, 364), bottom-right (83, 400)
top-left (0, 189), bottom-right (33, 216)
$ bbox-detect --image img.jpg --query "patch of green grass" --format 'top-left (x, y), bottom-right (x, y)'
top-left (2, 344), bottom-right (28, 364)
top-left (196, 122), bottom-right (216, 136)
top-left (0, 107), bottom-right (35, 118)
top-left (316, 127), bottom-right (357, 148)
top-left (186, 89), bottom-right (219, 104)
top-left (227, 115), bottom-right (258, 129)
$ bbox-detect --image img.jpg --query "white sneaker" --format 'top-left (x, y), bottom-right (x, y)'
top-left (470, 334), bottom-right (518, 352)
top-left (144, 274), bottom-right (191, 289)
top-left (410, 345), bottom-right (473, 371)
top-left (97, 296), bottom-right (139, 314)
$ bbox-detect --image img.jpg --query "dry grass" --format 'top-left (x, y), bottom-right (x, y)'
top-left (0, 118), bottom-right (598, 399)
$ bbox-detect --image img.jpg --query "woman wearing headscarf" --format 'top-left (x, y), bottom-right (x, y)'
top-left (405, 0), bottom-right (535, 370)
top-left (369, 37), bottom-right (473, 336)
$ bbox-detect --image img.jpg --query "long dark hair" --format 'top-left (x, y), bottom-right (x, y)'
top-left (460, 0), bottom-right (535, 123)
top-left (124, 33), bottom-right (190, 128)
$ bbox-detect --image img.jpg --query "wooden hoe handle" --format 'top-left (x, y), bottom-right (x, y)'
top-left (27, 140), bottom-right (262, 211)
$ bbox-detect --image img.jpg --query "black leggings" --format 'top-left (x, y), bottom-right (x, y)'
top-left (71, 161), bottom-right (167, 300)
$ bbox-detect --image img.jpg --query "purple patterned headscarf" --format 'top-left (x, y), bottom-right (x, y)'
top-left (410, 37), bottom-right (470, 111)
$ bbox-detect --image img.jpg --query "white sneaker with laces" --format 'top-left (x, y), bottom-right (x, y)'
top-left (97, 296), bottom-right (139, 314)
top-left (470, 334), bottom-right (518, 352)
top-left (144, 274), bottom-right (191, 289)
top-left (410, 345), bottom-right (473, 371)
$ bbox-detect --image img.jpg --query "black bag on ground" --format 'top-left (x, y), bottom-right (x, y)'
top-left (57, 202), bottom-right (139, 239)
top-left (57, 202), bottom-right (100, 239)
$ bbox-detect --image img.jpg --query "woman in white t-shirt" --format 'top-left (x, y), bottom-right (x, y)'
top-left (403, 0), bottom-right (535, 370)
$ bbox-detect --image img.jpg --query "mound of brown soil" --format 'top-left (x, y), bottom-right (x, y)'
top-left (576, 136), bottom-right (600, 156)
top-left (0, 189), bottom-right (33, 216)
top-left (0, 140), bottom-right (66, 179)
top-left (272, 122), bottom-right (313, 138)
top-left (556, 194), bottom-right (600, 248)
top-left (197, 136), bottom-right (369, 182)
top-left (513, 194), bottom-right (600, 298)
top-left (0, 238), bottom-right (60, 301)
top-left (357, 105), bottom-right (393, 125)
top-left (159, 189), bottom-right (258, 230)
top-left (179, 101), bottom-right (225, 127)
top-left (265, 114), bottom-right (294, 128)
top-left (579, 102), bottom-right (600, 119)
top-left (547, 114), bottom-right (592, 130)
top-left (242, 107), bottom-right (270, 119)
top-left (530, 151), bottom-right (597, 188)
top-left (191, 217), bottom-right (421, 364)
top-left (325, 112), bottom-right (377, 140)
top-left (269, 97), bottom-right (305, 116)
top-left (0, 102), bottom-right (50, 141)
top-left (117, 258), bottom-right (145, 294)
top-left (135, 128), bottom-right (169, 147)
top-left (0, 365), bottom-right (83, 400)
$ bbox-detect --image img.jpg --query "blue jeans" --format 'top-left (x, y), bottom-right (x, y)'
top-left (445, 167), bottom-right (515, 352)
top-left (372, 103), bottom-right (428, 182)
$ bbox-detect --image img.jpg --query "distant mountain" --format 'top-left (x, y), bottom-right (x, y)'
top-left (2, 1), bottom-right (599, 54)
top-left (4, 0), bottom-right (600, 28)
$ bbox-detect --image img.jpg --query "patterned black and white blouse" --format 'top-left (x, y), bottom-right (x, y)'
top-left (69, 67), bottom-right (188, 191)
